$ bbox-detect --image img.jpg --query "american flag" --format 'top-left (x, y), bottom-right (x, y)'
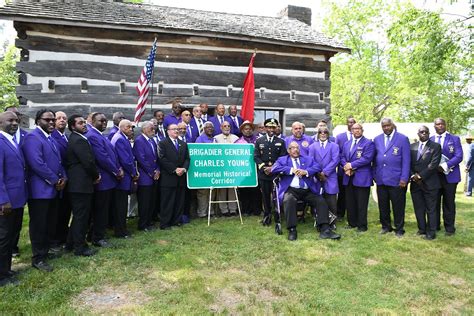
top-left (135, 39), bottom-right (157, 123)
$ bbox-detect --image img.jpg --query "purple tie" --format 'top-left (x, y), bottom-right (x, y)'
top-left (417, 143), bottom-right (424, 160)
top-left (294, 158), bottom-right (306, 189)
top-left (174, 139), bottom-right (179, 151)
top-left (148, 138), bottom-right (156, 155)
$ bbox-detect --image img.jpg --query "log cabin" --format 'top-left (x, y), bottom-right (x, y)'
top-left (0, 0), bottom-right (349, 134)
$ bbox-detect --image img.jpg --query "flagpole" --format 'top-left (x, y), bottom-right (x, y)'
top-left (236, 49), bottom-right (257, 105)
top-left (149, 37), bottom-right (157, 113)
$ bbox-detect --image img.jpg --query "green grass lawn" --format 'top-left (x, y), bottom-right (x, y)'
top-left (1, 186), bottom-right (472, 314)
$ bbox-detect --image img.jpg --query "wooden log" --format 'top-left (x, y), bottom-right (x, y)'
top-left (16, 60), bottom-right (331, 93)
top-left (16, 36), bottom-right (331, 72)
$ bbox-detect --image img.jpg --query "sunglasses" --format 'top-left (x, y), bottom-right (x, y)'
top-left (40, 117), bottom-right (56, 123)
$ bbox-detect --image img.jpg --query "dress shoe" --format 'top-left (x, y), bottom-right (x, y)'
top-left (160, 226), bottom-right (172, 230)
top-left (0, 276), bottom-right (19, 287)
top-left (7, 270), bottom-right (18, 277)
top-left (379, 228), bottom-right (393, 234)
top-left (32, 261), bottom-right (53, 272)
top-left (416, 230), bottom-right (426, 236)
top-left (261, 215), bottom-right (272, 226)
top-left (275, 223), bottom-right (282, 235)
top-left (74, 248), bottom-right (98, 257)
top-left (288, 228), bottom-right (297, 241)
top-left (395, 231), bottom-right (404, 238)
top-left (320, 229), bottom-right (341, 240)
top-left (344, 225), bottom-right (356, 229)
top-left (445, 231), bottom-right (455, 236)
top-left (180, 215), bottom-right (190, 224)
top-left (92, 239), bottom-right (112, 248)
top-left (424, 234), bottom-right (436, 240)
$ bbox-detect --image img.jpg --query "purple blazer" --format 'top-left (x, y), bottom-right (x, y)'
top-left (228, 115), bottom-right (244, 137)
top-left (163, 114), bottom-right (181, 130)
top-left (189, 118), bottom-right (206, 142)
top-left (107, 125), bottom-right (119, 141)
top-left (210, 115), bottom-right (232, 136)
top-left (195, 134), bottom-right (215, 143)
top-left (17, 128), bottom-right (28, 147)
top-left (373, 132), bottom-right (411, 187)
top-left (335, 131), bottom-right (351, 176)
top-left (111, 132), bottom-right (137, 192)
top-left (308, 141), bottom-right (340, 194)
top-left (0, 135), bottom-right (27, 208)
top-left (340, 136), bottom-right (375, 187)
top-left (133, 134), bottom-right (159, 186)
top-left (85, 127), bottom-right (120, 191)
top-left (23, 127), bottom-right (65, 199)
top-left (430, 133), bottom-right (463, 183)
top-left (272, 155), bottom-right (322, 204)
top-left (285, 135), bottom-right (314, 157)
top-left (51, 129), bottom-right (68, 164)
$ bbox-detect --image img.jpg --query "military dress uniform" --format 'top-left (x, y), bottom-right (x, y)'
top-left (254, 119), bottom-right (286, 225)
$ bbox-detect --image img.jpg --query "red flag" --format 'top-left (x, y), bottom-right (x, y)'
top-left (240, 53), bottom-right (256, 122)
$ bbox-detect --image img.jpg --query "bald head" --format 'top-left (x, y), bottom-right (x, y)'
top-left (0, 111), bottom-right (19, 135)
top-left (55, 111), bottom-right (67, 132)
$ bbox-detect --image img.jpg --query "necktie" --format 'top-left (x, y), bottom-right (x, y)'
top-left (385, 135), bottom-right (390, 149)
top-left (62, 134), bottom-right (68, 143)
top-left (417, 143), bottom-right (424, 160)
top-left (159, 125), bottom-right (164, 136)
top-left (148, 138), bottom-right (156, 155)
top-left (174, 139), bottom-right (179, 151)
top-left (219, 116), bottom-right (224, 124)
top-left (12, 135), bottom-right (18, 148)
top-left (198, 119), bottom-right (203, 134)
top-left (321, 141), bottom-right (325, 150)
top-left (187, 125), bottom-right (192, 138)
top-left (350, 139), bottom-right (357, 153)
top-left (233, 117), bottom-right (238, 128)
top-left (294, 158), bottom-right (306, 189)
top-left (437, 135), bottom-right (443, 149)
top-left (47, 136), bottom-right (58, 152)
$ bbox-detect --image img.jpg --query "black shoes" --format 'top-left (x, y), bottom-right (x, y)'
top-left (445, 231), bottom-right (455, 236)
top-left (319, 229), bottom-right (341, 240)
top-left (416, 230), bottom-right (426, 236)
top-left (288, 228), bottom-right (297, 241)
top-left (379, 228), bottom-right (393, 234)
top-left (92, 239), bottom-right (112, 248)
top-left (344, 225), bottom-right (356, 229)
top-left (261, 215), bottom-right (272, 226)
top-left (275, 223), bottom-right (282, 235)
top-left (32, 261), bottom-right (53, 272)
top-left (0, 276), bottom-right (19, 287)
top-left (74, 248), bottom-right (98, 257)
top-left (424, 234), bottom-right (436, 240)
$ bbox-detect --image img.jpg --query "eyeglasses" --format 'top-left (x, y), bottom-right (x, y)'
top-left (168, 128), bottom-right (179, 131)
top-left (40, 117), bottom-right (56, 123)
top-left (318, 131), bottom-right (329, 134)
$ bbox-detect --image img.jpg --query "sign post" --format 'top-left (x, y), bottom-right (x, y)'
top-left (187, 143), bottom-right (258, 225)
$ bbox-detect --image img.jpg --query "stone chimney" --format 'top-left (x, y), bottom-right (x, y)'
top-left (278, 5), bottom-right (312, 26)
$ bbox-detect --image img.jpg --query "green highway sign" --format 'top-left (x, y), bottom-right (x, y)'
top-left (187, 143), bottom-right (258, 189)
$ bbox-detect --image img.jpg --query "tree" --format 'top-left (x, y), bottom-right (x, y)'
top-left (0, 45), bottom-right (19, 110)
top-left (324, 0), bottom-right (473, 134)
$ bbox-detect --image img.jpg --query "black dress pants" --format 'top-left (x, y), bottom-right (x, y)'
top-left (377, 185), bottom-right (406, 234)
top-left (283, 187), bottom-right (329, 230)
top-left (28, 198), bottom-right (58, 263)
top-left (91, 189), bottom-right (113, 242)
top-left (238, 187), bottom-right (262, 215)
top-left (0, 208), bottom-right (23, 278)
top-left (12, 208), bottom-right (23, 254)
top-left (114, 189), bottom-right (129, 236)
top-left (68, 193), bottom-right (93, 253)
top-left (51, 192), bottom-right (71, 247)
top-left (345, 180), bottom-right (370, 231)
top-left (411, 185), bottom-right (438, 238)
top-left (435, 175), bottom-right (457, 233)
top-left (336, 174), bottom-right (346, 218)
top-left (137, 183), bottom-right (157, 230)
top-left (259, 179), bottom-right (273, 217)
top-left (160, 185), bottom-right (184, 229)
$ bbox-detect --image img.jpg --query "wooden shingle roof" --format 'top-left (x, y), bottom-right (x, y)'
top-left (0, 1), bottom-right (348, 52)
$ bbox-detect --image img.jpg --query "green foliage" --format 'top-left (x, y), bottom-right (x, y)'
top-left (0, 45), bottom-right (19, 110)
top-left (324, 0), bottom-right (473, 133)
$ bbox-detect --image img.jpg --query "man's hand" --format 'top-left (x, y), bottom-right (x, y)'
top-left (116, 168), bottom-right (124, 180)
top-left (295, 169), bottom-right (308, 177)
top-left (153, 170), bottom-right (160, 180)
top-left (399, 180), bottom-right (407, 188)
top-left (411, 173), bottom-right (422, 184)
top-left (0, 202), bottom-right (12, 216)
top-left (263, 166), bottom-right (272, 175)
top-left (93, 174), bottom-right (102, 184)
top-left (317, 172), bottom-right (327, 182)
top-left (175, 168), bottom-right (186, 176)
top-left (55, 178), bottom-right (66, 191)
top-left (343, 162), bottom-right (352, 172)
top-left (132, 174), bottom-right (140, 181)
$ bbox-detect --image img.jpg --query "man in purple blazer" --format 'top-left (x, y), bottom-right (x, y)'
top-left (163, 101), bottom-right (182, 130)
top-left (431, 118), bottom-right (463, 235)
top-left (153, 110), bottom-right (167, 139)
top-left (311, 120), bottom-right (336, 143)
top-left (210, 103), bottom-right (232, 136)
top-left (180, 110), bottom-right (194, 143)
top-left (285, 122), bottom-right (314, 157)
top-left (111, 119), bottom-right (138, 238)
top-left (272, 141), bottom-right (340, 241)
top-left (308, 126), bottom-right (340, 221)
top-left (341, 123), bottom-right (375, 232)
top-left (373, 118), bottom-right (411, 236)
top-left (86, 112), bottom-right (123, 248)
top-left (189, 106), bottom-right (206, 142)
top-left (50, 111), bottom-right (70, 252)
top-left (335, 116), bottom-right (356, 221)
top-left (0, 112), bottom-right (27, 286)
top-left (228, 105), bottom-right (244, 137)
top-left (107, 112), bottom-right (125, 141)
top-left (5, 106), bottom-right (28, 258)
top-left (23, 109), bottom-right (66, 272)
top-left (133, 121), bottom-right (160, 231)
top-left (200, 103), bottom-right (213, 122)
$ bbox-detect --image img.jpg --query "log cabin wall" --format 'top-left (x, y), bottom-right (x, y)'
top-left (2, 1), bottom-right (348, 134)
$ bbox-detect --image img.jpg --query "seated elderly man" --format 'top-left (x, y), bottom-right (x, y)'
top-left (272, 141), bottom-right (341, 241)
